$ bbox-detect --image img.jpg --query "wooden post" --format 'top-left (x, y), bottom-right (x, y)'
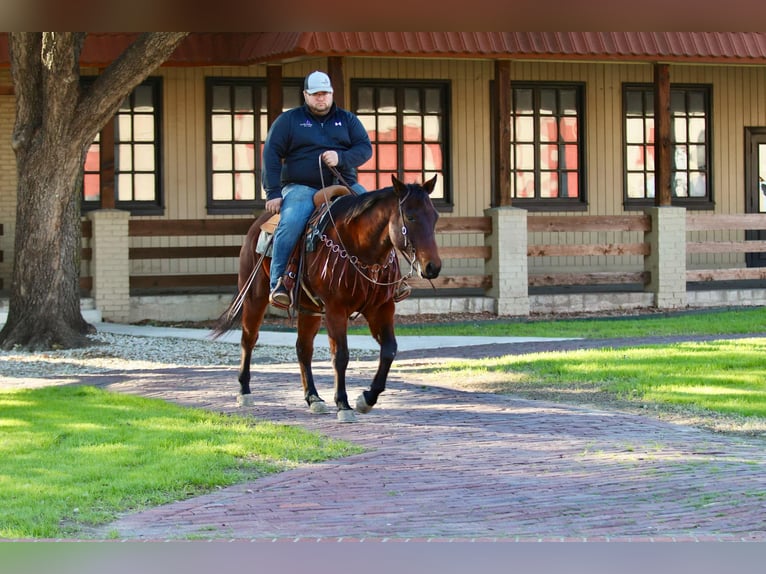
top-left (653, 62), bottom-right (672, 206)
top-left (266, 65), bottom-right (283, 127)
top-left (99, 119), bottom-right (115, 209)
top-left (494, 60), bottom-right (512, 207)
top-left (327, 56), bottom-right (345, 109)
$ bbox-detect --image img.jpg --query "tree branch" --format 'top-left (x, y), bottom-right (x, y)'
top-left (8, 33), bottom-right (43, 152)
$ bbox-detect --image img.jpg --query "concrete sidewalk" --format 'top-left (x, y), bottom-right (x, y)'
top-left (94, 321), bottom-right (577, 352)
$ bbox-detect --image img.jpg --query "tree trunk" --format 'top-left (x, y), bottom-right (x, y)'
top-left (0, 32), bottom-right (188, 350)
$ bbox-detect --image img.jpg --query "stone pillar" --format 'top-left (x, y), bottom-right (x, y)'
top-left (88, 209), bottom-right (130, 322)
top-left (645, 206), bottom-right (687, 309)
top-left (485, 206), bottom-right (530, 316)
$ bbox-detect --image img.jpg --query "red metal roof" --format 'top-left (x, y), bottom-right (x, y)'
top-left (3, 33), bottom-right (766, 67)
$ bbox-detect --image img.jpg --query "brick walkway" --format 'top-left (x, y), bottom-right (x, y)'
top-left (83, 346), bottom-right (766, 542)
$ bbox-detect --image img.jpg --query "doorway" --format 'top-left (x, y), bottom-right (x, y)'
top-left (744, 127), bottom-right (766, 267)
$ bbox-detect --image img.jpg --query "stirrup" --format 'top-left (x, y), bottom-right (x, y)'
top-left (393, 281), bottom-right (411, 303)
top-left (269, 277), bottom-right (291, 310)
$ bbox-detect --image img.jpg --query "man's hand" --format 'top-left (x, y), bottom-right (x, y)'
top-left (321, 150), bottom-right (339, 167)
top-left (265, 198), bottom-right (282, 214)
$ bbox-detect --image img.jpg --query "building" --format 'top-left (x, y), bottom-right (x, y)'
top-left (2, 32), bottom-right (766, 323)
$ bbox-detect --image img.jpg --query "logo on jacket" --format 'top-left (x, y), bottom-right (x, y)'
top-left (300, 120), bottom-right (312, 128)
top-left (335, 121), bottom-right (342, 127)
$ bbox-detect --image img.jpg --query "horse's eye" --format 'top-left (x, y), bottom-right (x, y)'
top-left (405, 213), bottom-right (417, 223)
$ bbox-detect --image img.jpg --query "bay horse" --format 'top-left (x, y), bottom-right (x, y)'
top-left (212, 175), bottom-right (441, 422)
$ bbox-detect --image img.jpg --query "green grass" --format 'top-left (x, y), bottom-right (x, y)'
top-left (434, 337), bottom-right (766, 419)
top-left (348, 306), bottom-right (766, 338)
top-left (0, 385), bottom-right (363, 539)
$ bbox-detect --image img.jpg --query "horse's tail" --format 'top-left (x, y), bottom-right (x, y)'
top-left (209, 212), bottom-right (272, 340)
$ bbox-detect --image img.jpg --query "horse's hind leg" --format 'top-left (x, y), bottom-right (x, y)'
top-left (296, 313), bottom-right (329, 414)
top-left (356, 303), bottom-right (397, 414)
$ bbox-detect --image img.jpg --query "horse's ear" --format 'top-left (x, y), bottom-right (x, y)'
top-left (423, 174), bottom-right (438, 195)
top-left (391, 175), bottom-right (405, 196)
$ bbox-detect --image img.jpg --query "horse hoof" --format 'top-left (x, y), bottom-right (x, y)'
top-left (309, 400), bottom-right (329, 414)
top-left (337, 409), bottom-right (357, 423)
top-left (355, 394), bottom-right (372, 414)
top-left (237, 394), bottom-right (255, 407)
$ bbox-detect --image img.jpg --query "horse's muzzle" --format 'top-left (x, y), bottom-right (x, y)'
top-left (422, 261), bottom-right (441, 279)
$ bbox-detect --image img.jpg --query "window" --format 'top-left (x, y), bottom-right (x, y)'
top-left (623, 84), bottom-right (711, 208)
top-left (82, 77), bottom-right (163, 215)
top-left (205, 78), bottom-right (302, 214)
top-left (351, 80), bottom-right (450, 205)
top-left (509, 83), bottom-right (585, 210)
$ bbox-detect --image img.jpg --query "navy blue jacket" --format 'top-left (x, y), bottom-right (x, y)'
top-left (262, 103), bottom-right (373, 200)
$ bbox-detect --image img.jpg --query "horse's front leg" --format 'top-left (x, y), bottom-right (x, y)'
top-left (296, 314), bottom-right (329, 414)
top-left (325, 312), bottom-right (355, 423)
top-left (356, 302), bottom-right (397, 414)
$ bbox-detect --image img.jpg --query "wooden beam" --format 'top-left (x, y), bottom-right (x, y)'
top-left (494, 60), bottom-right (512, 207)
top-left (327, 56), bottom-right (345, 109)
top-left (266, 65), bottom-right (282, 128)
top-left (99, 117), bottom-right (116, 209)
top-left (0, 85), bottom-right (14, 95)
top-left (654, 62), bottom-right (672, 206)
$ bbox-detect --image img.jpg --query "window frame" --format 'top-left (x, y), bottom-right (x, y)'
top-left (350, 79), bottom-right (452, 210)
top-left (622, 83), bottom-right (713, 210)
top-left (204, 77), bottom-right (303, 215)
top-left (81, 76), bottom-right (164, 216)
top-left (507, 81), bottom-right (587, 212)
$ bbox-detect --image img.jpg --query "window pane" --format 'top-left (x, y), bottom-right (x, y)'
top-left (671, 91), bottom-right (686, 115)
top-left (378, 144), bottom-right (398, 170)
top-left (539, 116), bottom-right (557, 142)
top-left (540, 89), bottom-right (556, 115)
top-left (673, 172), bottom-right (688, 196)
top-left (212, 86), bottom-right (230, 112)
top-left (626, 118), bottom-right (646, 144)
top-left (377, 115), bottom-right (397, 141)
top-left (134, 174), bottom-right (155, 200)
top-left (563, 171), bottom-right (578, 198)
top-left (134, 85), bottom-right (154, 112)
top-left (235, 172), bottom-right (256, 200)
top-left (378, 88), bottom-right (395, 113)
top-left (133, 115), bottom-right (154, 142)
top-left (234, 143), bottom-right (254, 171)
top-left (117, 144), bottom-right (132, 170)
top-left (688, 91), bottom-right (705, 116)
top-left (540, 172), bottom-right (558, 198)
top-left (212, 144), bottom-right (233, 170)
top-left (425, 89), bottom-right (441, 113)
top-left (404, 88), bottom-right (420, 113)
top-left (560, 117), bottom-right (578, 142)
top-left (234, 86), bottom-right (253, 112)
top-left (645, 119), bottom-right (655, 144)
top-left (516, 144), bottom-right (535, 170)
top-left (562, 144), bottom-right (578, 170)
top-left (515, 116), bottom-right (534, 142)
top-left (541, 144), bottom-right (558, 169)
top-left (626, 145), bottom-right (645, 171)
top-left (84, 144), bottom-right (100, 171)
top-left (283, 88), bottom-right (302, 109)
top-left (212, 173), bottom-right (233, 200)
top-left (403, 144), bottom-right (422, 170)
top-left (626, 91), bottom-right (644, 116)
top-left (423, 116), bottom-right (441, 142)
top-left (358, 172), bottom-right (376, 190)
top-left (515, 172), bottom-right (535, 198)
top-left (117, 174), bottom-right (133, 201)
top-left (84, 174), bottom-right (100, 201)
top-left (425, 143), bottom-right (442, 170)
top-left (690, 172), bottom-right (706, 197)
top-left (233, 114), bottom-right (254, 141)
top-left (627, 172), bottom-right (648, 198)
top-left (674, 145), bottom-right (688, 170)
top-left (211, 115), bottom-right (232, 141)
top-left (689, 118), bottom-right (706, 144)
top-left (514, 89), bottom-right (533, 114)
top-left (560, 90), bottom-right (577, 115)
top-left (357, 87), bottom-right (374, 113)
top-left (116, 114), bottom-right (132, 141)
top-left (134, 144), bottom-right (155, 171)
top-left (689, 145), bottom-right (706, 170)
top-left (403, 116), bottom-right (422, 141)
top-left (673, 118), bottom-right (688, 143)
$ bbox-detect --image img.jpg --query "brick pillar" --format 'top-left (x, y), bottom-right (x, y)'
top-left (486, 206), bottom-right (530, 316)
top-left (88, 209), bottom-right (130, 322)
top-left (645, 206), bottom-right (687, 309)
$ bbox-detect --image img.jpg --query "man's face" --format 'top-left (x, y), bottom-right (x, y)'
top-left (304, 91), bottom-right (333, 116)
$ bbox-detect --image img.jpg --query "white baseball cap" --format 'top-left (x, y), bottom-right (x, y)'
top-left (304, 71), bottom-right (334, 94)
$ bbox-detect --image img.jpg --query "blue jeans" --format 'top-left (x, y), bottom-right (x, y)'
top-left (270, 182), bottom-right (366, 290)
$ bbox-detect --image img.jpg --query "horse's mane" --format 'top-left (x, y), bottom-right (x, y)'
top-left (337, 186), bottom-right (394, 224)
